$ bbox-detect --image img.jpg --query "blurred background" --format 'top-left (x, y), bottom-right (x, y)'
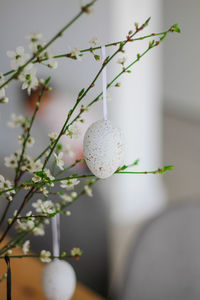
top-left (1, 0), bottom-right (200, 299)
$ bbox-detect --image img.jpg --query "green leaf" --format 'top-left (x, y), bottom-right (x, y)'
top-left (45, 76), bottom-right (51, 85)
top-left (159, 165), bottom-right (174, 174)
top-left (57, 144), bottom-right (62, 151)
top-left (144, 17), bottom-right (151, 27)
top-left (61, 251), bottom-right (67, 258)
top-left (23, 180), bottom-right (31, 185)
top-left (120, 159), bottom-right (140, 171)
top-left (70, 173), bottom-right (78, 178)
top-left (34, 171), bottom-right (51, 182)
top-left (78, 88), bottom-right (85, 98)
top-left (58, 191), bottom-right (64, 195)
top-left (159, 34), bottom-right (166, 41)
top-left (172, 24), bottom-right (181, 33)
top-left (94, 54), bottom-right (100, 61)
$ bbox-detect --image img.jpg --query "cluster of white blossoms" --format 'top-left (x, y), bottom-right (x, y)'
top-left (7, 114), bottom-right (25, 128)
top-left (60, 178), bottom-right (80, 191)
top-left (7, 47), bottom-right (30, 70)
top-left (18, 135), bottom-right (35, 147)
top-left (16, 214), bottom-right (45, 236)
top-left (32, 199), bottom-right (55, 215)
top-left (60, 191), bottom-right (77, 205)
top-left (5, 32), bottom-right (58, 96)
top-left (27, 33), bottom-right (58, 69)
top-left (7, 47), bottom-right (38, 95)
top-left (4, 149), bottom-right (43, 174)
top-left (40, 250), bottom-right (51, 263)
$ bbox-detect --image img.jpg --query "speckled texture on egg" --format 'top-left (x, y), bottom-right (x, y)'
top-left (42, 260), bottom-right (76, 300)
top-left (83, 120), bottom-right (125, 179)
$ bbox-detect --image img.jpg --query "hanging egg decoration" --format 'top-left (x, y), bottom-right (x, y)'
top-left (83, 119), bottom-right (125, 179)
top-left (42, 260), bottom-right (76, 300)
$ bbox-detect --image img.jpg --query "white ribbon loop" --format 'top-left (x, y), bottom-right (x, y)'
top-left (101, 45), bottom-right (108, 121)
top-left (52, 214), bottom-right (60, 259)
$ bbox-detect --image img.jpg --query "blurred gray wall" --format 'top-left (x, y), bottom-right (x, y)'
top-left (163, 0), bottom-right (200, 203)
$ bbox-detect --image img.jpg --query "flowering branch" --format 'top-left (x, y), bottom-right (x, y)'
top-left (0, 6), bottom-right (180, 267)
top-left (0, 164), bottom-right (173, 196)
top-left (0, 0), bottom-right (98, 91)
top-left (0, 179), bottom-right (98, 256)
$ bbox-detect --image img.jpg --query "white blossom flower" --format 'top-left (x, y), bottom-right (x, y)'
top-left (60, 178), bottom-right (80, 191)
top-left (0, 177), bottom-right (13, 196)
top-left (67, 122), bottom-right (80, 139)
top-left (84, 185), bottom-right (93, 197)
top-left (16, 219), bottom-right (35, 232)
top-left (26, 32), bottom-right (43, 43)
top-left (70, 48), bottom-right (82, 61)
top-left (65, 145), bottom-right (75, 158)
top-left (27, 136), bottom-right (35, 147)
top-left (48, 132), bottom-right (58, 142)
top-left (18, 135), bottom-right (23, 145)
top-left (43, 50), bottom-right (58, 69)
top-left (42, 200), bottom-right (55, 214)
top-left (64, 210), bottom-right (71, 216)
top-left (39, 186), bottom-right (49, 197)
top-left (26, 211), bottom-right (33, 217)
top-left (19, 65), bottom-right (38, 95)
top-left (33, 223), bottom-right (45, 236)
top-left (117, 57), bottom-right (127, 65)
top-left (60, 193), bottom-right (72, 204)
top-left (71, 191), bottom-right (77, 198)
top-left (26, 32), bottom-right (45, 53)
top-left (22, 240), bottom-right (30, 255)
top-left (7, 114), bottom-right (24, 128)
top-left (89, 37), bottom-right (100, 47)
top-left (32, 199), bottom-right (55, 215)
top-left (20, 153), bottom-right (34, 171)
top-left (27, 159), bottom-right (42, 173)
top-left (32, 199), bottom-right (43, 212)
top-left (4, 154), bottom-right (18, 168)
top-left (70, 247), bottom-right (82, 256)
top-left (53, 152), bottom-right (64, 170)
top-left (40, 250), bottom-right (51, 263)
top-left (44, 168), bottom-right (55, 186)
top-left (32, 174), bottom-right (41, 183)
top-left (7, 46), bottom-right (30, 70)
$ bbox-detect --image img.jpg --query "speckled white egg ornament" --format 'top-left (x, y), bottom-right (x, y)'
top-left (83, 119), bottom-right (125, 179)
top-left (42, 260), bottom-right (76, 300)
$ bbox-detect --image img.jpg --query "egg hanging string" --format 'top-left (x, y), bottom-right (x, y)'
top-left (101, 45), bottom-right (108, 121)
top-left (51, 214), bottom-right (60, 259)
